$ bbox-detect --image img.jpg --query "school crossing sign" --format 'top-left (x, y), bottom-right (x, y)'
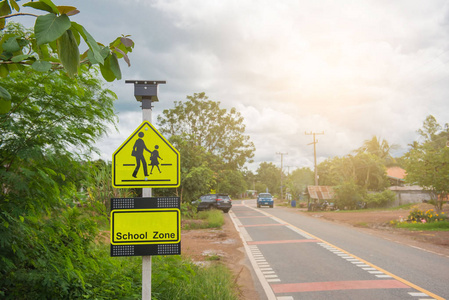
top-left (112, 121), bottom-right (180, 188)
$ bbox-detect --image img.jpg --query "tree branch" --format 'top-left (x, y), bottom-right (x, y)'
top-left (0, 13), bottom-right (39, 20)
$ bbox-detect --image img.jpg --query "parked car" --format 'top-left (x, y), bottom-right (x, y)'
top-left (195, 194), bottom-right (232, 213)
top-left (257, 193), bottom-right (274, 208)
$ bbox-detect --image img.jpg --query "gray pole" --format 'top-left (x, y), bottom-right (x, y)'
top-left (125, 80), bottom-right (166, 300)
top-left (142, 98), bottom-right (152, 300)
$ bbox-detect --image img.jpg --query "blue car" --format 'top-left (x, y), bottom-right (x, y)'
top-left (257, 193), bottom-right (273, 208)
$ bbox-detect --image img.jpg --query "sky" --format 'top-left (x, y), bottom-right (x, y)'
top-left (19, 0), bottom-right (449, 172)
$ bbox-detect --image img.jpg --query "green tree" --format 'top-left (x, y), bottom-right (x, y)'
top-left (156, 93), bottom-right (254, 199)
top-left (286, 167), bottom-right (314, 200)
top-left (334, 180), bottom-right (366, 209)
top-left (157, 92), bottom-right (255, 170)
top-left (165, 135), bottom-right (216, 202)
top-left (355, 136), bottom-right (398, 166)
top-left (256, 162), bottom-right (281, 195)
top-left (317, 156), bottom-right (351, 186)
top-left (0, 66), bottom-right (119, 297)
top-left (0, 1), bottom-right (133, 113)
top-left (352, 152), bottom-right (388, 191)
top-left (318, 153), bottom-right (387, 191)
top-left (216, 169), bottom-right (247, 198)
top-left (403, 115), bottom-right (449, 212)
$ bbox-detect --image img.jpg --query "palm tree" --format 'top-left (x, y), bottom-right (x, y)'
top-left (355, 136), bottom-right (398, 166)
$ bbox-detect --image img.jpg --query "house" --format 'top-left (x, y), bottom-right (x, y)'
top-left (386, 166), bottom-right (406, 186)
top-left (386, 166), bottom-right (432, 205)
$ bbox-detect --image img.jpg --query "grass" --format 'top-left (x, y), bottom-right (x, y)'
top-left (354, 222), bottom-right (369, 228)
top-left (396, 221), bottom-right (449, 231)
top-left (205, 254), bottom-right (221, 261)
top-left (183, 209), bottom-right (225, 230)
top-left (152, 255), bottom-right (238, 300)
top-left (178, 263), bottom-right (238, 300)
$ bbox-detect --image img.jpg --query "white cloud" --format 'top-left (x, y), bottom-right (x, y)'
top-left (36, 0), bottom-right (449, 172)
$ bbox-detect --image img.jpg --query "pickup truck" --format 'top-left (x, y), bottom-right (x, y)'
top-left (257, 193), bottom-right (274, 208)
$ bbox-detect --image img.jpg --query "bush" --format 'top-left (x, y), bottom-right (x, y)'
top-left (365, 190), bottom-right (396, 208)
top-left (181, 201), bottom-right (198, 219)
top-left (334, 181), bottom-right (365, 209)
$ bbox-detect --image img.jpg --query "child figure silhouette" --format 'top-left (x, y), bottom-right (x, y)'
top-left (150, 145), bottom-right (163, 174)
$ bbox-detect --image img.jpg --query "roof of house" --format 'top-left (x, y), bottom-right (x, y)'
top-left (307, 186), bottom-right (335, 200)
top-left (386, 166), bottom-right (406, 181)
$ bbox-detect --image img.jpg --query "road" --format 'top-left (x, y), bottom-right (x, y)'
top-left (229, 199), bottom-right (449, 300)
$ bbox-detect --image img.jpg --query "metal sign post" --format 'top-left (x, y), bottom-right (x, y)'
top-left (127, 80), bottom-right (163, 300)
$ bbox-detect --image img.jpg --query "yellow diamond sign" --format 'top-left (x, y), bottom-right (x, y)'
top-left (112, 121), bottom-right (180, 188)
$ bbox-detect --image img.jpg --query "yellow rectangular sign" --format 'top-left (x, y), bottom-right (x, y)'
top-left (110, 209), bottom-right (181, 245)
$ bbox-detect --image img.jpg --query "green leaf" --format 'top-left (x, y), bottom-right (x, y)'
top-left (44, 83), bottom-right (52, 94)
top-left (70, 22), bottom-right (103, 64)
top-left (35, 13), bottom-right (71, 46)
top-left (99, 54), bottom-right (116, 82)
top-left (0, 84), bottom-right (11, 100)
top-left (40, 0), bottom-right (60, 14)
top-left (87, 46), bottom-right (108, 65)
top-left (3, 36), bottom-right (21, 52)
top-left (0, 64), bottom-right (9, 77)
top-left (109, 53), bottom-right (121, 80)
top-left (0, 98), bottom-right (12, 114)
top-left (11, 54), bottom-right (31, 62)
top-left (10, 0), bottom-right (20, 12)
top-left (57, 29), bottom-right (79, 77)
top-left (0, 51), bottom-right (13, 60)
top-left (0, 1), bottom-right (12, 30)
top-left (23, 1), bottom-right (55, 14)
top-left (24, 0), bottom-right (59, 14)
top-left (32, 60), bottom-right (52, 72)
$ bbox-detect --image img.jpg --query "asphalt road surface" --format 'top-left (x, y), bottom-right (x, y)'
top-left (229, 199), bottom-right (449, 300)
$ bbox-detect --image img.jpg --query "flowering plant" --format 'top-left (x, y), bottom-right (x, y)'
top-left (407, 208), bottom-right (447, 223)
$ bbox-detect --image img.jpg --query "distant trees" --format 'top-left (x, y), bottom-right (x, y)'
top-left (403, 115), bottom-right (449, 212)
top-left (318, 152), bottom-right (388, 191)
top-left (316, 135), bottom-right (393, 208)
top-left (255, 162), bottom-right (281, 195)
top-left (286, 167), bottom-right (314, 200)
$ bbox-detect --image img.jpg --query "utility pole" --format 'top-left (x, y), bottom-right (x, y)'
top-left (276, 152), bottom-right (288, 200)
top-left (305, 131), bottom-right (324, 186)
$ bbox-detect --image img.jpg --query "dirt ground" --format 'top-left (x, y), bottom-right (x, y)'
top-left (180, 202), bottom-right (449, 300)
top-left (305, 202), bottom-right (449, 257)
top-left (181, 214), bottom-right (260, 300)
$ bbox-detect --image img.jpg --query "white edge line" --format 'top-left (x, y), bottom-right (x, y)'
top-left (229, 208), bottom-right (277, 300)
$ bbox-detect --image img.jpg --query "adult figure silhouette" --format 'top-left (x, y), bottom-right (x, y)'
top-left (150, 145), bottom-right (163, 174)
top-left (131, 132), bottom-right (151, 178)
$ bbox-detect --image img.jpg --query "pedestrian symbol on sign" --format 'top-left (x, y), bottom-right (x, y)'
top-left (112, 121), bottom-right (180, 188)
top-left (131, 132), bottom-right (151, 178)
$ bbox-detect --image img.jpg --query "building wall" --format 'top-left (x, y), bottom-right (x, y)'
top-left (388, 187), bottom-right (432, 206)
